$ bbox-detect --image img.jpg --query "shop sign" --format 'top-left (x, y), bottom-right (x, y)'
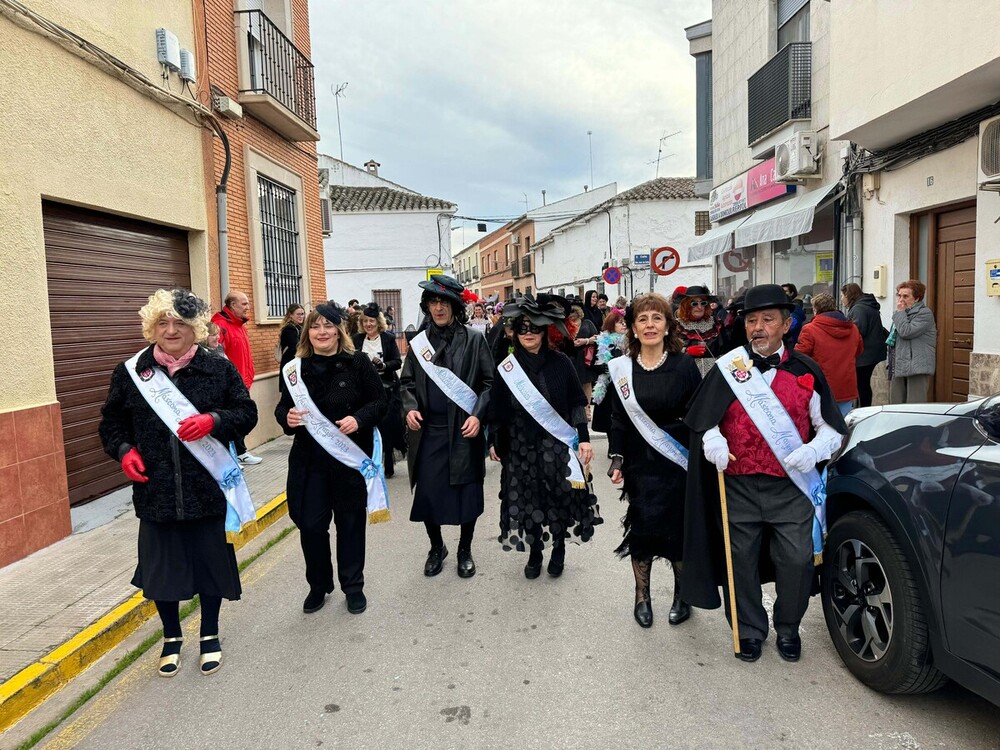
top-left (708, 158), bottom-right (795, 223)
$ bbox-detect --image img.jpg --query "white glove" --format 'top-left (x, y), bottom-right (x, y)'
top-left (784, 444), bottom-right (817, 474)
top-left (703, 434), bottom-right (731, 472)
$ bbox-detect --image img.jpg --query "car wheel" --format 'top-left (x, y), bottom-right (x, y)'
top-left (821, 511), bottom-right (948, 694)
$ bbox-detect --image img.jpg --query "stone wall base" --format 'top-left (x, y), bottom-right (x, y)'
top-left (970, 352), bottom-right (1000, 400)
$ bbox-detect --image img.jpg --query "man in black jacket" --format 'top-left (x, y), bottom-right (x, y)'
top-left (400, 275), bottom-right (494, 578)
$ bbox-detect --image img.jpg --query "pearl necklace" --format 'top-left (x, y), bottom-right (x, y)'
top-left (637, 350), bottom-right (667, 371)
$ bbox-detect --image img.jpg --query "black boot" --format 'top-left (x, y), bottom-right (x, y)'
top-left (632, 558), bottom-right (653, 628)
top-left (547, 540), bottom-right (565, 577)
top-left (668, 562), bottom-right (690, 625)
top-left (524, 544), bottom-right (543, 579)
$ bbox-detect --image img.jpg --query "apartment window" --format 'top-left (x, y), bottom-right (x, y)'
top-left (258, 175), bottom-right (302, 318)
top-left (695, 210), bottom-right (711, 236)
top-left (372, 289), bottom-right (401, 327)
top-left (694, 52), bottom-right (713, 182)
top-left (777, 0), bottom-right (809, 50)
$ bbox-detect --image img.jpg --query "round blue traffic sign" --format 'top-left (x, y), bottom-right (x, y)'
top-left (603, 267), bottom-right (621, 284)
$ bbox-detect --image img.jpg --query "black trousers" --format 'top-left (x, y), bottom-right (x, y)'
top-left (289, 477), bottom-right (366, 595)
top-left (856, 362), bottom-right (878, 408)
top-left (722, 474), bottom-right (814, 641)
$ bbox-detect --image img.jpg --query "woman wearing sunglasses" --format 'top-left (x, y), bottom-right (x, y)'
top-left (487, 294), bottom-right (602, 579)
top-left (676, 285), bottom-right (724, 378)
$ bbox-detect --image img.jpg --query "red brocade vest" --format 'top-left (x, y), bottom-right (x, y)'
top-left (719, 368), bottom-right (813, 477)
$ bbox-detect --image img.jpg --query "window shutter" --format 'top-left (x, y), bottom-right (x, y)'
top-left (778, 0), bottom-right (808, 27)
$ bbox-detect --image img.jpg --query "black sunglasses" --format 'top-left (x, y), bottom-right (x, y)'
top-left (515, 320), bottom-right (545, 335)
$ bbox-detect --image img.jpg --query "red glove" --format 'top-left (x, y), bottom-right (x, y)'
top-left (177, 413), bottom-right (215, 442)
top-left (686, 345), bottom-right (707, 357)
top-left (121, 448), bottom-right (149, 483)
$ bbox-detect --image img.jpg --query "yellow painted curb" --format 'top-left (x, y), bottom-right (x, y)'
top-left (0, 494), bottom-right (289, 733)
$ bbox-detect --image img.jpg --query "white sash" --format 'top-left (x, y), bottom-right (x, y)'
top-left (282, 358), bottom-right (390, 524)
top-left (607, 357), bottom-right (689, 471)
top-left (409, 331), bottom-right (478, 415)
top-left (498, 354), bottom-right (587, 489)
top-left (715, 347), bottom-right (827, 559)
top-left (125, 349), bottom-right (255, 533)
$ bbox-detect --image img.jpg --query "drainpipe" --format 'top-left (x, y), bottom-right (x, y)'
top-left (851, 212), bottom-right (863, 285)
top-left (210, 119), bottom-right (233, 295)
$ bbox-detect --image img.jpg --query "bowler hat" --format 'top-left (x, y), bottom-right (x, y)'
top-left (683, 285), bottom-right (713, 298)
top-left (739, 284), bottom-right (796, 315)
top-left (417, 274), bottom-right (465, 305)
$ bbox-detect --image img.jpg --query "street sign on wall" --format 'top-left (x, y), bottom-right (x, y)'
top-left (603, 266), bottom-right (621, 284)
top-left (633, 253), bottom-right (650, 266)
top-left (651, 246), bottom-right (681, 276)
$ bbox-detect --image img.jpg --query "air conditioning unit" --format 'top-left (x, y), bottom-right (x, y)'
top-left (979, 115), bottom-right (1000, 192)
top-left (320, 197), bottom-right (333, 235)
top-left (510, 232), bottom-right (520, 244)
top-left (775, 131), bottom-right (821, 181)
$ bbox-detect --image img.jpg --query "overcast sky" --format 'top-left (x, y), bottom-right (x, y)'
top-left (308, 0), bottom-right (711, 228)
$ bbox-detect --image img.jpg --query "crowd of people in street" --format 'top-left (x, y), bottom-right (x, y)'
top-left (98, 269), bottom-right (936, 677)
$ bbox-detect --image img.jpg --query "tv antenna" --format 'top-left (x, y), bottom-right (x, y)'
top-left (331, 82), bottom-right (349, 161)
top-left (652, 130), bottom-right (681, 177)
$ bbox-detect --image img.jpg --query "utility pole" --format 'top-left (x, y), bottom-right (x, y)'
top-left (587, 130), bottom-right (594, 188)
top-left (332, 82), bottom-right (348, 161)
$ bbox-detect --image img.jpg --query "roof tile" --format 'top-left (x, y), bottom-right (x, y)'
top-left (328, 186), bottom-right (456, 212)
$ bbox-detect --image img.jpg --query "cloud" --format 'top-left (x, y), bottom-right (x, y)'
top-left (308, 0), bottom-right (711, 219)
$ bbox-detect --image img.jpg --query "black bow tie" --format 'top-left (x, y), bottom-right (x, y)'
top-left (751, 352), bottom-right (781, 372)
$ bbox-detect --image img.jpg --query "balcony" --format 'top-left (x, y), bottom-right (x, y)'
top-left (235, 9), bottom-right (320, 142)
top-left (511, 260), bottom-right (521, 278)
top-left (521, 255), bottom-right (531, 274)
top-left (747, 42), bottom-right (811, 147)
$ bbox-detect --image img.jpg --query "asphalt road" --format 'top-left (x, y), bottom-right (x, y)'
top-left (37, 437), bottom-right (1000, 750)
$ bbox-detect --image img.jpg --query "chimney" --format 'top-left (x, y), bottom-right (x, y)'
top-left (364, 159), bottom-right (381, 176)
top-left (541, 189), bottom-right (546, 205)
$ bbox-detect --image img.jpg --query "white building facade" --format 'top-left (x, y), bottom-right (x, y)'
top-left (533, 178), bottom-right (711, 300)
top-left (319, 155), bottom-right (457, 332)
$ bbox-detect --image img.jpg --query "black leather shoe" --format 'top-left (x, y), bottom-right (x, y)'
top-left (457, 549), bottom-right (476, 578)
top-left (737, 638), bottom-right (763, 662)
top-left (424, 544), bottom-right (448, 577)
top-left (668, 598), bottom-right (690, 625)
top-left (346, 591), bottom-right (367, 614)
top-left (634, 600), bottom-right (653, 628)
top-left (303, 583), bottom-right (334, 613)
top-left (776, 635), bottom-right (801, 662)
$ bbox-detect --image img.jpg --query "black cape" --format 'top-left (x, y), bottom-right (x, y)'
top-left (679, 347), bottom-right (849, 610)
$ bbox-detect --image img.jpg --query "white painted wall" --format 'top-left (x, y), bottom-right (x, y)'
top-left (529, 184), bottom-right (618, 241)
top-left (318, 153), bottom-right (417, 191)
top-left (324, 210), bottom-right (453, 331)
top-left (535, 198), bottom-right (712, 299)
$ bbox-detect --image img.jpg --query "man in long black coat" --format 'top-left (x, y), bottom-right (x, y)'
top-left (681, 284), bottom-right (848, 663)
top-left (400, 275), bottom-right (494, 579)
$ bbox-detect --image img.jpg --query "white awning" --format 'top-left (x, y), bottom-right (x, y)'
top-left (688, 215), bottom-right (753, 262)
top-left (734, 181), bottom-right (842, 248)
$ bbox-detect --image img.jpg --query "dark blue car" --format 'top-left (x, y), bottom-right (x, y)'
top-left (823, 394), bottom-right (1000, 706)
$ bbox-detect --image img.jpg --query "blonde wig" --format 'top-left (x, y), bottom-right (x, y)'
top-left (139, 289), bottom-right (210, 343)
top-left (296, 309), bottom-right (356, 358)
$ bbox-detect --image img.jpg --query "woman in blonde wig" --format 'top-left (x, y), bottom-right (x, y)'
top-left (100, 289), bottom-right (257, 677)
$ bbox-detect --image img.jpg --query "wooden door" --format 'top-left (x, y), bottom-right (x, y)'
top-left (933, 205), bottom-right (976, 401)
top-left (44, 202), bottom-right (191, 505)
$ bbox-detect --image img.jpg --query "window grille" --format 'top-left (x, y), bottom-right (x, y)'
top-left (258, 175), bottom-right (302, 318)
top-left (695, 210), bottom-right (711, 236)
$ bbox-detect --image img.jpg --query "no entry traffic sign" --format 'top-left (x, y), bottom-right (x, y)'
top-left (603, 266), bottom-right (621, 284)
top-left (651, 246), bottom-right (681, 276)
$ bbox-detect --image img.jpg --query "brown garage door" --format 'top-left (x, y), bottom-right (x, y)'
top-left (44, 202), bottom-right (191, 505)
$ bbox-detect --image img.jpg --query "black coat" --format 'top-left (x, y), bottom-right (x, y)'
top-left (400, 323), bottom-right (494, 489)
top-left (679, 349), bottom-right (848, 609)
top-left (99, 346), bottom-right (258, 522)
top-left (848, 294), bottom-right (888, 367)
top-left (352, 331), bottom-right (402, 385)
top-left (274, 351), bottom-right (388, 507)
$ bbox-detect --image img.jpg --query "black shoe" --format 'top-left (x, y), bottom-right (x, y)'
top-left (668, 598), bottom-right (690, 625)
top-left (634, 600), bottom-right (653, 628)
top-left (524, 547), bottom-right (543, 579)
top-left (424, 544), bottom-right (448, 577)
top-left (547, 545), bottom-right (565, 577)
top-left (737, 638), bottom-right (763, 662)
top-left (303, 583), bottom-right (334, 613)
top-left (346, 591), bottom-right (367, 614)
top-left (457, 549), bottom-right (476, 578)
top-left (776, 635), bottom-right (801, 662)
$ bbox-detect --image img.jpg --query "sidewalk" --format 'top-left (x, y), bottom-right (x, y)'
top-left (0, 436), bottom-right (292, 727)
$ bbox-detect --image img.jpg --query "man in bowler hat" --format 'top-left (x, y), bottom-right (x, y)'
top-left (681, 284), bottom-right (848, 662)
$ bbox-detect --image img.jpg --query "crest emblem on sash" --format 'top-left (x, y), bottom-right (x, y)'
top-left (617, 376), bottom-right (630, 399)
top-left (288, 371), bottom-right (298, 386)
top-left (728, 355), bottom-right (752, 384)
top-left (139, 368), bottom-right (154, 382)
top-left (501, 360), bottom-right (514, 372)
top-left (420, 347), bottom-right (433, 362)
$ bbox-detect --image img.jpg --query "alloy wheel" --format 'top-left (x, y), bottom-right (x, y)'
top-left (828, 538), bottom-right (894, 662)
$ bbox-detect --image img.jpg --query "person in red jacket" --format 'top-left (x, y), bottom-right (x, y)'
top-left (795, 293), bottom-right (863, 417)
top-left (212, 291), bottom-right (262, 464)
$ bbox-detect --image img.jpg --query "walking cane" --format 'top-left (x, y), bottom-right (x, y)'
top-left (718, 457), bottom-right (740, 658)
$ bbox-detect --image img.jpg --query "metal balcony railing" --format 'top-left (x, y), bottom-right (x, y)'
top-left (236, 9), bottom-right (317, 131)
top-left (521, 256), bottom-right (531, 274)
top-left (747, 42), bottom-right (811, 145)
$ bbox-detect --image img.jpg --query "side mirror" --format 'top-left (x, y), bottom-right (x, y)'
top-left (975, 402), bottom-right (1000, 441)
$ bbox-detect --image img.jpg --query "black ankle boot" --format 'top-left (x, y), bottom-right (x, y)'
top-left (668, 564), bottom-right (690, 625)
top-left (524, 546), bottom-right (543, 579)
top-left (547, 543), bottom-right (565, 577)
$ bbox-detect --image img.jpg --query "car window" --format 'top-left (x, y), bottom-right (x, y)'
top-left (975, 393), bottom-right (1000, 441)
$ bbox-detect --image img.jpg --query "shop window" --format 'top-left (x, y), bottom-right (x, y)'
top-left (772, 235), bottom-right (835, 318)
top-left (716, 246), bottom-right (756, 306)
